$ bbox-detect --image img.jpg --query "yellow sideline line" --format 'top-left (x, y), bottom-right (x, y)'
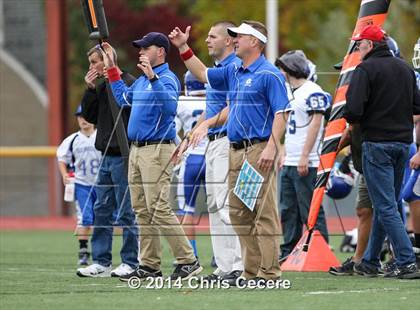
top-left (0, 146), bottom-right (57, 157)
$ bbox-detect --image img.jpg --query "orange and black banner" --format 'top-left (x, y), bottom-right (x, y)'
top-left (81, 0), bottom-right (109, 40)
top-left (307, 0), bottom-right (391, 231)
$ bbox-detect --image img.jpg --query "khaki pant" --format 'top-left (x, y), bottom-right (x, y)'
top-left (228, 142), bottom-right (281, 280)
top-left (128, 143), bottom-right (195, 270)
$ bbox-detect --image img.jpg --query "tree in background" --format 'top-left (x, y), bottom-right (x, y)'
top-left (189, 0), bottom-right (419, 94)
top-left (67, 0), bottom-right (419, 132)
top-left (67, 0), bottom-right (195, 132)
top-left (189, 0), bottom-right (351, 93)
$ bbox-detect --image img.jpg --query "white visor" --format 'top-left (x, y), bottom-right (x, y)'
top-left (227, 23), bottom-right (267, 44)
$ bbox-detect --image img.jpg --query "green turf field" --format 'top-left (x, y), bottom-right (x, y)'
top-left (1, 231), bottom-right (419, 310)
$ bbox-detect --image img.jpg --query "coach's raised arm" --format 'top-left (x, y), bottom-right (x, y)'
top-left (169, 26), bottom-right (208, 83)
top-left (169, 24), bottom-right (288, 172)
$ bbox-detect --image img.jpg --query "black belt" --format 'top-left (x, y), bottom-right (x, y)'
top-left (132, 140), bottom-right (173, 147)
top-left (102, 147), bottom-right (121, 156)
top-left (208, 132), bottom-right (227, 142)
top-left (230, 138), bottom-right (268, 150)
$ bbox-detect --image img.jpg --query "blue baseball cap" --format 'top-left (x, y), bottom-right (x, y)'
top-left (132, 32), bottom-right (170, 53)
top-left (74, 104), bottom-right (82, 116)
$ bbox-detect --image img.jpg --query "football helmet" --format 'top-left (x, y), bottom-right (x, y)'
top-left (326, 163), bottom-right (355, 200)
top-left (184, 71), bottom-right (206, 96)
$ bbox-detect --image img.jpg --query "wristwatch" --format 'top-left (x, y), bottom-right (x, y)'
top-left (149, 74), bottom-right (159, 82)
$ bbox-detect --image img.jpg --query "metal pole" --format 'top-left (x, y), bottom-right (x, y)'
top-left (46, 0), bottom-right (67, 216)
top-left (265, 0), bottom-right (278, 63)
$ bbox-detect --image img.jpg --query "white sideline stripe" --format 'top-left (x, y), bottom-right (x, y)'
top-left (70, 283), bottom-right (111, 287)
top-left (305, 287), bottom-right (400, 295)
top-left (3, 267), bottom-right (74, 274)
top-left (5, 267), bottom-right (67, 271)
top-left (293, 277), bottom-right (339, 281)
top-left (70, 284), bottom-right (128, 289)
top-left (0, 48), bottom-right (48, 107)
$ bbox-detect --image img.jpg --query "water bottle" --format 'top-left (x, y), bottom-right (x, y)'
top-left (64, 171), bottom-right (75, 202)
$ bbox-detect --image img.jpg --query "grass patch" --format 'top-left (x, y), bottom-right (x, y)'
top-left (1, 231), bottom-right (419, 310)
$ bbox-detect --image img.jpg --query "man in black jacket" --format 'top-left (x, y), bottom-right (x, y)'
top-left (77, 46), bottom-right (139, 278)
top-left (344, 25), bottom-right (420, 279)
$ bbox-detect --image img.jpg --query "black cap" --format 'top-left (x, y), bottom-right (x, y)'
top-left (132, 32), bottom-right (170, 53)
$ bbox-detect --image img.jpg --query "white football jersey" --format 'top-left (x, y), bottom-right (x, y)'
top-left (284, 81), bottom-right (331, 167)
top-left (56, 130), bottom-right (102, 186)
top-left (176, 95), bottom-right (208, 155)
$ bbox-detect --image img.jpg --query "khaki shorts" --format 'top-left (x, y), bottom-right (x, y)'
top-left (356, 175), bottom-right (372, 209)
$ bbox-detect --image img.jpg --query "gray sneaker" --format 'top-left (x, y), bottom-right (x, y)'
top-left (353, 261), bottom-right (382, 277)
top-left (380, 258), bottom-right (397, 274)
top-left (329, 257), bottom-right (355, 276)
top-left (170, 260), bottom-right (203, 280)
top-left (384, 263), bottom-right (420, 279)
top-left (222, 270), bottom-right (243, 286)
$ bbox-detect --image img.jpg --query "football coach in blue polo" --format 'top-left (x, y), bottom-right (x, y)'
top-left (101, 33), bottom-right (202, 282)
top-left (170, 21), bottom-right (289, 283)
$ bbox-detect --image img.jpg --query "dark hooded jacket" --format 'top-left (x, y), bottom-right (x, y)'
top-left (344, 44), bottom-right (420, 144)
top-left (81, 72), bottom-right (135, 155)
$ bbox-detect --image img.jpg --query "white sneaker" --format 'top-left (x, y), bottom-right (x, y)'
top-left (77, 263), bottom-right (111, 277)
top-left (110, 263), bottom-right (135, 277)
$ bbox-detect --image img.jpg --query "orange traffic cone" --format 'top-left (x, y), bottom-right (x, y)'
top-left (281, 230), bottom-right (341, 272)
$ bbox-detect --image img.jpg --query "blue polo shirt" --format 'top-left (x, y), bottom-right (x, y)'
top-left (206, 53), bottom-right (241, 135)
top-left (110, 63), bottom-right (180, 142)
top-left (206, 55), bottom-right (289, 142)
